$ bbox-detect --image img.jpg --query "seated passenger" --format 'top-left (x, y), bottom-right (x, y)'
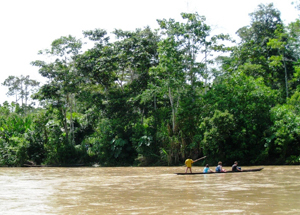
top-left (203, 164), bottom-right (214, 173)
top-left (215, 161), bottom-right (226, 172)
top-left (232, 161), bottom-right (242, 171)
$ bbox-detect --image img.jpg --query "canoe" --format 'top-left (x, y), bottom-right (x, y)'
top-left (175, 167), bottom-right (264, 175)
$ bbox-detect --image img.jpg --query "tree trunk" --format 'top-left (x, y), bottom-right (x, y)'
top-left (61, 98), bottom-right (69, 142)
top-left (169, 87), bottom-right (175, 134)
top-left (69, 94), bottom-right (75, 145)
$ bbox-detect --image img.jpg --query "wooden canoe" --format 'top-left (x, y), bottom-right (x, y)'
top-left (175, 167), bottom-right (264, 175)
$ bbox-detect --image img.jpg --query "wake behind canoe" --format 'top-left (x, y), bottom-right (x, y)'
top-left (175, 167), bottom-right (264, 175)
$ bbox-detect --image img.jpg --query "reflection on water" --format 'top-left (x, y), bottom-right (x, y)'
top-left (0, 166), bottom-right (300, 214)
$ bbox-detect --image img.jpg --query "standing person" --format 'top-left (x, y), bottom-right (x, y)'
top-left (185, 156), bottom-right (206, 173)
top-left (232, 161), bottom-right (242, 171)
top-left (203, 164), bottom-right (214, 173)
top-left (215, 161), bottom-right (226, 172)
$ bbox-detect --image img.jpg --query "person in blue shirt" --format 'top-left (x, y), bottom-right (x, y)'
top-left (203, 164), bottom-right (214, 173)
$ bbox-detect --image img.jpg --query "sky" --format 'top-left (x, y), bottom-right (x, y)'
top-left (0, 0), bottom-right (298, 104)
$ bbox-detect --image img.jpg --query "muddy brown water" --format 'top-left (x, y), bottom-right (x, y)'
top-left (0, 166), bottom-right (299, 214)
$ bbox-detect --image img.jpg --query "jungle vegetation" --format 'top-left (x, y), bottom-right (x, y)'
top-left (1, 3), bottom-right (300, 167)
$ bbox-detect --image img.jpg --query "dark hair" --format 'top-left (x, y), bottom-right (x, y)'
top-left (206, 164), bottom-right (209, 167)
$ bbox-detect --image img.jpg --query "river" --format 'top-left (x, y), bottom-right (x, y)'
top-left (0, 166), bottom-right (299, 214)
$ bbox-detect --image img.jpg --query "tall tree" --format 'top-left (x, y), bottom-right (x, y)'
top-left (147, 12), bottom-right (231, 161)
top-left (2, 75), bottom-right (40, 106)
top-left (232, 3), bottom-right (289, 100)
top-left (2, 76), bottom-right (21, 103)
top-left (31, 35), bottom-right (82, 145)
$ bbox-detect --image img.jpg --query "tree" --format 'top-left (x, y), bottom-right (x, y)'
top-left (157, 12), bottom-right (231, 94)
top-left (201, 72), bottom-right (278, 164)
top-left (75, 27), bottom-right (161, 165)
top-left (232, 3), bottom-right (290, 101)
top-left (267, 23), bottom-right (299, 100)
top-left (151, 37), bottom-right (185, 134)
top-left (2, 75), bottom-right (40, 106)
top-left (266, 89), bottom-right (300, 164)
top-left (146, 12), bottom-right (231, 162)
top-left (2, 76), bottom-right (20, 103)
top-left (31, 35), bottom-right (82, 145)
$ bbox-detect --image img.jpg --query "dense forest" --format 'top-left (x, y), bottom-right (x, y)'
top-left (1, 3), bottom-right (300, 167)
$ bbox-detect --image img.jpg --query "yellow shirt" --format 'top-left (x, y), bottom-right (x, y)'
top-left (185, 159), bottom-right (194, 168)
